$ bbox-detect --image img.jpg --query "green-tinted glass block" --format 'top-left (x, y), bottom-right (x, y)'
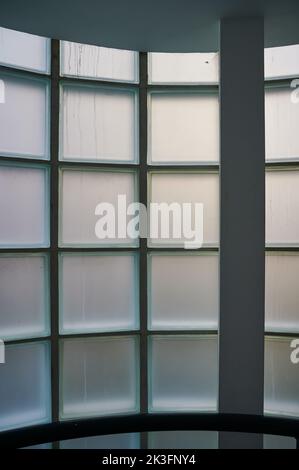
top-left (60, 336), bottom-right (140, 419)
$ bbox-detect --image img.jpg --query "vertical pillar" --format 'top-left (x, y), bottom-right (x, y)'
top-left (139, 51), bottom-right (148, 449)
top-left (219, 18), bottom-right (265, 448)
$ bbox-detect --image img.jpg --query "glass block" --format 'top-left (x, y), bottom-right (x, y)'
top-left (149, 335), bottom-right (218, 412)
top-left (148, 91), bottom-right (219, 164)
top-left (60, 168), bottom-right (137, 247)
top-left (61, 41), bottom-right (138, 83)
top-left (148, 253), bottom-right (218, 330)
top-left (264, 336), bottom-right (299, 417)
top-left (60, 433), bottom-right (140, 449)
top-left (59, 253), bottom-right (139, 334)
top-left (0, 164), bottom-right (50, 248)
top-left (0, 27), bottom-right (50, 73)
top-left (0, 254), bottom-right (49, 340)
top-left (265, 45), bottom-right (299, 80)
top-left (0, 341), bottom-right (51, 431)
top-left (0, 72), bottom-right (50, 159)
top-left (266, 169), bottom-right (299, 246)
top-left (265, 253), bottom-right (299, 332)
top-left (148, 172), bottom-right (219, 247)
top-left (60, 336), bottom-right (139, 419)
top-left (265, 86), bottom-right (299, 161)
top-left (60, 83), bottom-right (138, 163)
top-left (149, 52), bottom-right (219, 84)
top-left (148, 431), bottom-right (218, 449)
top-left (263, 434), bottom-right (296, 449)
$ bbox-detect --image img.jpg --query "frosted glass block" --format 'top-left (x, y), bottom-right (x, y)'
top-left (149, 52), bottom-right (219, 84)
top-left (265, 45), bottom-right (299, 80)
top-left (60, 168), bottom-right (137, 247)
top-left (60, 83), bottom-right (138, 163)
top-left (265, 253), bottom-right (299, 332)
top-left (266, 170), bottom-right (299, 246)
top-left (148, 172), bottom-right (219, 247)
top-left (148, 431), bottom-right (218, 449)
top-left (264, 337), bottom-right (299, 417)
top-left (265, 86), bottom-right (299, 161)
top-left (61, 41), bottom-right (138, 83)
top-left (148, 92), bottom-right (219, 164)
top-left (60, 336), bottom-right (139, 419)
top-left (0, 165), bottom-right (49, 248)
top-left (148, 253), bottom-right (218, 330)
top-left (0, 341), bottom-right (51, 431)
top-left (149, 335), bottom-right (218, 412)
top-left (0, 254), bottom-right (49, 340)
top-left (60, 253), bottom-right (139, 333)
top-left (263, 434), bottom-right (296, 449)
top-left (0, 27), bottom-right (50, 73)
top-left (0, 73), bottom-right (50, 159)
top-left (60, 433), bottom-right (140, 449)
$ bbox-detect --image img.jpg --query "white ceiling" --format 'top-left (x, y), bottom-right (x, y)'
top-left (1, 0), bottom-right (299, 52)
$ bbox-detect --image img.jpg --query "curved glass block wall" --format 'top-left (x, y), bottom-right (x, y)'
top-left (0, 28), bottom-right (220, 444)
top-left (264, 44), bottom-right (299, 418)
top-left (0, 26), bottom-right (52, 432)
top-left (1, 24), bottom-right (298, 449)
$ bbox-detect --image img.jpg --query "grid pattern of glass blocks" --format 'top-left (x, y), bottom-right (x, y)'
top-left (2, 25), bottom-right (298, 445)
top-left (1, 22), bottom-right (298, 447)
top-left (0, 28), bottom-right (52, 433)
top-left (264, 49), bottom-right (299, 420)
top-left (0, 30), bottom-right (221, 441)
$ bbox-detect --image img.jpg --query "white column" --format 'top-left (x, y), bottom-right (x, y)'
top-left (219, 17), bottom-right (265, 448)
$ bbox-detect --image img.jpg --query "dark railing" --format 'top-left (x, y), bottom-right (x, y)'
top-left (0, 413), bottom-right (299, 448)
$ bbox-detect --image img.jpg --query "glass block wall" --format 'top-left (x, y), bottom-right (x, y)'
top-left (0, 29), bottom-right (220, 446)
top-left (264, 46), bottom-right (299, 418)
top-left (0, 25), bottom-right (299, 449)
top-left (0, 27), bottom-right (52, 432)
